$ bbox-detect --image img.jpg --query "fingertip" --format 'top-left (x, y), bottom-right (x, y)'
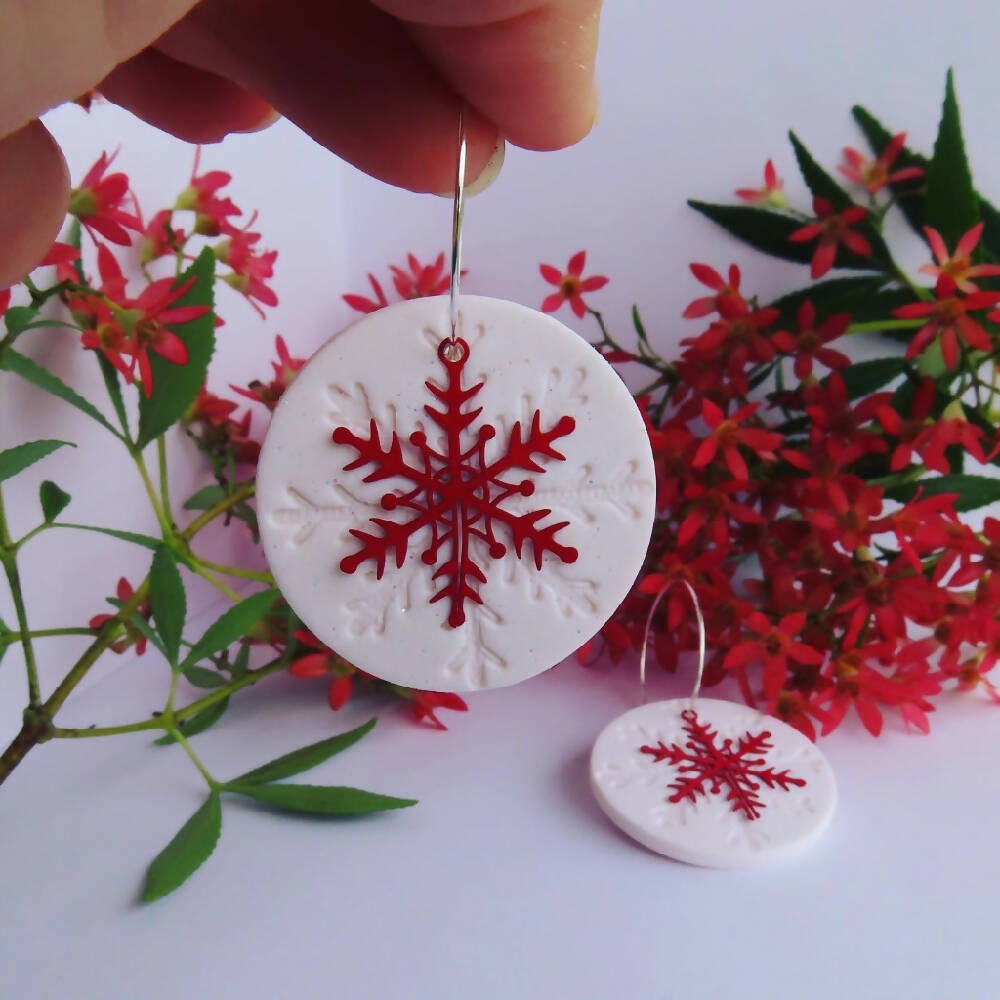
top-left (0, 120), bottom-right (69, 289)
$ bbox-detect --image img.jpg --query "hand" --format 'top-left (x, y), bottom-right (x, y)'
top-left (0, 0), bottom-right (602, 287)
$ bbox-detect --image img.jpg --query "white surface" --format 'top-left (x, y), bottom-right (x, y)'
top-left (2, 0), bottom-right (1000, 996)
top-left (590, 698), bottom-right (837, 867)
top-left (258, 295), bottom-right (655, 690)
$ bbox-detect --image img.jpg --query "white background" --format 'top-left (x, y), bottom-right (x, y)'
top-left (2, 0), bottom-right (999, 997)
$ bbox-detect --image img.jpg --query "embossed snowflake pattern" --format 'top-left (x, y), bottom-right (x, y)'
top-left (331, 337), bottom-right (579, 628)
top-left (640, 709), bottom-right (807, 821)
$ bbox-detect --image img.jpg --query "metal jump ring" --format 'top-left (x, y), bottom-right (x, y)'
top-left (638, 579), bottom-right (707, 707)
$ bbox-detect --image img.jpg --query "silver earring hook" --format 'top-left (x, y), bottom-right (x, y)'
top-left (638, 579), bottom-right (707, 707)
top-left (447, 106), bottom-right (467, 349)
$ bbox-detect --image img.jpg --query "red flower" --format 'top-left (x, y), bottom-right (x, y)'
top-left (838, 132), bottom-right (924, 194)
top-left (682, 263), bottom-right (745, 318)
top-left (807, 477), bottom-right (883, 552)
top-left (0, 287), bottom-right (10, 316)
top-left (410, 690), bottom-right (468, 730)
top-left (884, 493), bottom-right (961, 573)
top-left (919, 223), bottom-right (1000, 293)
top-left (38, 242), bottom-right (81, 268)
top-left (876, 378), bottom-right (988, 473)
top-left (231, 335), bottom-right (305, 409)
top-left (894, 275), bottom-right (1000, 369)
top-left (677, 481), bottom-right (763, 553)
top-left (287, 630), bottom-right (356, 711)
top-left (69, 151), bottom-right (142, 246)
top-left (681, 298), bottom-right (779, 373)
top-left (391, 253), bottom-right (450, 299)
top-left (89, 577), bottom-right (151, 655)
top-left (724, 611), bottom-right (824, 708)
top-left (802, 373), bottom-right (889, 457)
top-left (186, 387), bottom-right (238, 425)
top-left (175, 147), bottom-right (240, 235)
top-left (217, 218), bottom-right (278, 318)
top-left (138, 209), bottom-right (184, 264)
top-left (540, 251), bottom-right (609, 318)
top-left (692, 399), bottom-right (783, 481)
top-left (770, 300), bottom-right (851, 379)
top-left (789, 197), bottom-right (872, 278)
top-left (735, 159), bottom-right (786, 208)
top-left (343, 273), bottom-right (390, 314)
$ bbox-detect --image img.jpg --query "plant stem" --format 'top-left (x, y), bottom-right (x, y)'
top-left (0, 627), bottom-right (97, 646)
top-left (49, 657), bottom-right (287, 740)
top-left (130, 447), bottom-right (171, 536)
top-left (0, 486), bottom-right (41, 707)
top-left (193, 567), bottom-right (243, 602)
top-left (847, 319), bottom-right (924, 334)
top-left (195, 557), bottom-right (273, 584)
top-left (182, 483), bottom-right (256, 540)
top-left (170, 726), bottom-right (218, 789)
top-left (156, 436), bottom-right (173, 521)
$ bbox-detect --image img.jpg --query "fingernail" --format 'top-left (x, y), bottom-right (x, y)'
top-left (237, 105), bottom-right (281, 135)
top-left (435, 136), bottom-right (505, 198)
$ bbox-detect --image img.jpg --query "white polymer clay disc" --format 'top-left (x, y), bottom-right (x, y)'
top-left (257, 295), bottom-right (656, 691)
top-left (590, 698), bottom-right (836, 867)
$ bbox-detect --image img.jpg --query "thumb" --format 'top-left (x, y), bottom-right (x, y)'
top-left (0, 1), bottom-right (198, 288)
top-left (1, 0), bottom-right (200, 138)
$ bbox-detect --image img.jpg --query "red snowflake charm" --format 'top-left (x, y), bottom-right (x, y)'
top-left (640, 709), bottom-right (807, 821)
top-left (331, 337), bottom-right (579, 628)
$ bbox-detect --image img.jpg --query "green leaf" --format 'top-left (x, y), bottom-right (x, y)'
top-left (155, 697), bottom-right (230, 745)
top-left (925, 69), bottom-right (979, 249)
top-left (182, 665), bottom-right (227, 688)
top-left (140, 792), bottom-right (221, 903)
top-left (688, 201), bottom-right (884, 273)
top-left (1, 349), bottom-right (121, 438)
top-left (3, 306), bottom-right (39, 338)
top-left (227, 782), bottom-right (416, 816)
top-left (851, 105), bottom-right (929, 238)
top-left (124, 611), bottom-right (166, 657)
top-left (38, 480), bottom-right (71, 522)
top-left (96, 351), bottom-right (129, 436)
top-left (150, 547), bottom-right (186, 664)
top-left (54, 522), bottom-right (160, 550)
top-left (884, 473), bottom-right (1000, 512)
top-left (0, 439), bottom-right (73, 483)
top-left (233, 718), bottom-right (377, 786)
top-left (180, 589), bottom-right (280, 670)
top-left (136, 248), bottom-right (216, 449)
top-left (789, 131), bottom-right (853, 210)
top-left (230, 641), bottom-right (251, 678)
top-left (0, 614), bottom-right (10, 667)
top-left (183, 484), bottom-right (228, 510)
top-left (770, 275), bottom-right (888, 325)
top-left (835, 357), bottom-right (909, 400)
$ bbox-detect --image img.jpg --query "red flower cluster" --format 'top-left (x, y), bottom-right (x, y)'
top-left (554, 228), bottom-right (1000, 740)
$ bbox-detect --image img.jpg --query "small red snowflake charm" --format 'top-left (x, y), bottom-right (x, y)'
top-left (331, 337), bottom-right (579, 628)
top-left (640, 709), bottom-right (807, 821)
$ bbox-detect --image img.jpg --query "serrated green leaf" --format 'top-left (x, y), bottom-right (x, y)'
top-left (0, 439), bottom-right (73, 483)
top-left (885, 473), bottom-right (1000, 512)
top-left (150, 547), bottom-right (186, 664)
top-left (140, 792), bottom-right (221, 903)
top-left (95, 351), bottom-right (129, 435)
top-left (180, 589), bottom-right (279, 670)
top-left (835, 357), bottom-right (909, 400)
top-left (232, 718), bottom-right (377, 786)
top-left (227, 781), bottom-right (416, 816)
top-left (688, 201), bottom-right (884, 273)
top-left (183, 665), bottom-right (227, 688)
top-left (38, 480), bottom-right (71, 521)
top-left (789, 131), bottom-right (853, 211)
top-left (925, 70), bottom-right (979, 249)
top-left (851, 105), bottom-right (929, 239)
top-left (770, 276), bottom-right (888, 325)
top-left (1, 350), bottom-right (121, 437)
top-left (54, 522), bottom-right (160, 549)
top-left (155, 697), bottom-right (230, 745)
top-left (3, 306), bottom-right (39, 338)
top-left (137, 248), bottom-right (216, 448)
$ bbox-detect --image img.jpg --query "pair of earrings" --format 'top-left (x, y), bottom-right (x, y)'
top-left (255, 112), bottom-right (835, 867)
